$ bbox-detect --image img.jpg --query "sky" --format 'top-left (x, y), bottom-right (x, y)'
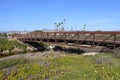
top-left (0, 0), bottom-right (120, 31)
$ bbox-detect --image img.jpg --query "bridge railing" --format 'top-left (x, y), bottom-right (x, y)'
top-left (9, 31), bottom-right (120, 49)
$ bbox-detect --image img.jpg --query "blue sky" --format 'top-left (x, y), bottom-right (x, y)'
top-left (0, 0), bottom-right (120, 31)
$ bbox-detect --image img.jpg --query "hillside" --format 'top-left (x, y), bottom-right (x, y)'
top-left (0, 38), bottom-right (27, 57)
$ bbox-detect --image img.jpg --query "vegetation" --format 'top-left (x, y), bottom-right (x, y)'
top-left (112, 47), bottom-right (120, 59)
top-left (0, 38), bottom-right (120, 79)
top-left (33, 30), bottom-right (43, 32)
top-left (0, 58), bottom-right (30, 70)
top-left (0, 33), bottom-right (7, 38)
top-left (0, 52), bottom-right (120, 80)
top-left (0, 38), bottom-right (27, 51)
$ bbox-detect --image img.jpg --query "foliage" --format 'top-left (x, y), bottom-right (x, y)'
top-left (0, 38), bottom-right (27, 51)
top-left (0, 53), bottom-right (120, 80)
top-left (0, 58), bottom-right (30, 70)
top-left (112, 47), bottom-right (120, 59)
top-left (0, 33), bottom-right (7, 38)
top-left (33, 30), bottom-right (43, 32)
top-left (93, 55), bottom-right (115, 65)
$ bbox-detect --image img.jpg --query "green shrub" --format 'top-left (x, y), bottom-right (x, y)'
top-left (0, 58), bottom-right (30, 70)
top-left (0, 53), bottom-right (120, 79)
top-left (93, 56), bottom-right (115, 65)
top-left (0, 39), bottom-right (27, 52)
top-left (112, 47), bottom-right (120, 59)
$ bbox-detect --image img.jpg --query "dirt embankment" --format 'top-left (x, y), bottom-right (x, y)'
top-left (0, 51), bottom-right (67, 61)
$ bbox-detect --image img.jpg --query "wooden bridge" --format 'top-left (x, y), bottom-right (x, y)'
top-left (9, 31), bottom-right (120, 49)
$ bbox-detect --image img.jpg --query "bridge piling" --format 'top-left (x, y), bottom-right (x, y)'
top-left (92, 34), bottom-right (95, 47)
top-left (113, 34), bottom-right (116, 49)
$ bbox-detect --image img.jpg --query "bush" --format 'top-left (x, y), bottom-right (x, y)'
top-left (0, 39), bottom-right (27, 52)
top-left (93, 56), bottom-right (115, 65)
top-left (0, 58), bottom-right (30, 70)
top-left (0, 54), bottom-right (120, 80)
top-left (112, 47), bottom-right (120, 59)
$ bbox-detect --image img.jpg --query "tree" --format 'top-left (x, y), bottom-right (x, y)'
top-left (83, 24), bottom-right (86, 31)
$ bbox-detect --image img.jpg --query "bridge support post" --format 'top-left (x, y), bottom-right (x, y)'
top-left (55, 33), bottom-right (57, 43)
top-left (76, 33), bottom-right (79, 45)
top-left (47, 33), bottom-right (49, 42)
top-left (41, 33), bottom-right (43, 41)
top-left (34, 34), bottom-right (37, 41)
top-left (64, 33), bottom-right (68, 44)
top-left (92, 34), bottom-right (95, 47)
top-left (113, 34), bottom-right (116, 49)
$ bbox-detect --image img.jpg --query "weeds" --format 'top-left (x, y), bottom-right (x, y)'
top-left (0, 53), bottom-right (120, 80)
top-left (0, 58), bottom-right (30, 70)
top-left (93, 56), bottom-right (115, 65)
top-left (0, 38), bottom-right (27, 52)
top-left (112, 47), bottom-right (120, 59)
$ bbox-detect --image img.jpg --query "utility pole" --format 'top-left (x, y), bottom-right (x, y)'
top-left (55, 23), bottom-right (57, 31)
top-left (71, 27), bottom-right (73, 31)
top-left (66, 27), bottom-right (68, 31)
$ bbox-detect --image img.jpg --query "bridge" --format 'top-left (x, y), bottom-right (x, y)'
top-left (10, 31), bottom-right (120, 49)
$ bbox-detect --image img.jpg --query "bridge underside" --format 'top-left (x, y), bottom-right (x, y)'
top-left (20, 38), bottom-right (120, 49)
